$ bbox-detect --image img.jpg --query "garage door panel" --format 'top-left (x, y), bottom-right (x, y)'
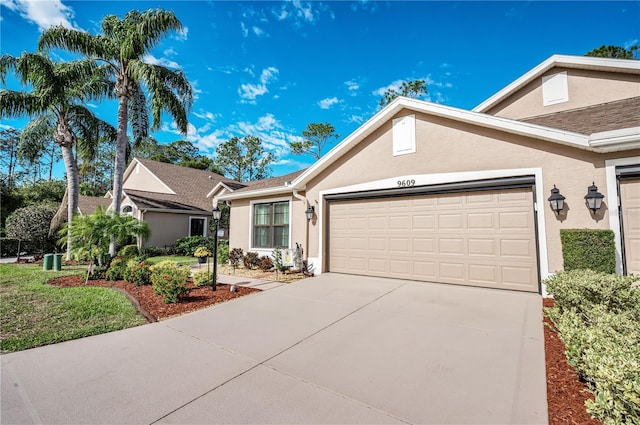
top-left (328, 188), bottom-right (538, 292)
top-left (620, 178), bottom-right (640, 275)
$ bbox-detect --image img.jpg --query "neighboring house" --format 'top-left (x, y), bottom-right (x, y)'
top-left (78, 195), bottom-right (111, 215)
top-left (218, 54), bottom-right (640, 295)
top-left (110, 158), bottom-right (242, 248)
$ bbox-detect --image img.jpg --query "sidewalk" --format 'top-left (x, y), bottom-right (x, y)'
top-left (189, 263), bottom-right (288, 291)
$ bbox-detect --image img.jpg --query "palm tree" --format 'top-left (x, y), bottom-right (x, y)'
top-left (39, 9), bottom-right (193, 256)
top-left (0, 52), bottom-right (116, 259)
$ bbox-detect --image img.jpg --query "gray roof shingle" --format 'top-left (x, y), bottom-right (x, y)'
top-left (520, 96), bottom-right (640, 134)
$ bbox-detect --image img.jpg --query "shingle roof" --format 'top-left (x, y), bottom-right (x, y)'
top-left (520, 97), bottom-right (640, 135)
top-left (78, 195), bottom-right (111, 214)
top-left (233, 169), bottom-right (307, 193)
top-left (131, 158), bottom-right (244, 211)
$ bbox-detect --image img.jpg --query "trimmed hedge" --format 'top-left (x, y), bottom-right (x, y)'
top-left (560, 229), bottom-right (616, 274)
top-left (545, 270), bottom-right (640, 424)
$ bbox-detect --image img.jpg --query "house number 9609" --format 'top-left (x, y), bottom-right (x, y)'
top-left (397, 179), bottom-right (416, 187)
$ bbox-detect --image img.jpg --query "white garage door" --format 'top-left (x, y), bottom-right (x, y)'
top-left (620, 177), bottom-right (640, 275)
top-left (328, 188), bottom-right (539, 292)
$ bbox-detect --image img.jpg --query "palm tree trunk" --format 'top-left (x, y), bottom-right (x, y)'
top-left (60, 143), bottom-right (79, 261)
top-left (110, 95), bottom-right (129, 256)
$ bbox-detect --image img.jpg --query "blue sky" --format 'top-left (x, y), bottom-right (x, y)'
top-left (2, 1), bottom-right (639, 180)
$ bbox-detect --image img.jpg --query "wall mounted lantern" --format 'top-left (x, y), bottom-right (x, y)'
top-left (305, 205), bottom-right (315, 221)
top-left (584, 182), bottom-right (604, 213)
top-left (547, 185), bottom-right (565, 214)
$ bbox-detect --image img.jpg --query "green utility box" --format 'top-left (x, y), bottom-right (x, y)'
top-left (53, 254), bottom-right (63, 271)
top-left (43, 254), bottom-right (53, 270)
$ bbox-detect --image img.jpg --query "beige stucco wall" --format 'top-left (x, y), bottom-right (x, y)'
top-left (141, 211), bottom-right (212, 248)
top-left (123, 162), bottom-right (173, 194)
top-left (228, 194), bottom-right (306, 256)
top-left (486, 68), bottom-right (640, 119)
top-left (300, 111), bottom-right (640, 274)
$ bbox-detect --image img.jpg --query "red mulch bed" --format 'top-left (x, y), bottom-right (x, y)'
top-left (44, 272), bottom-right (599, 423)
top-left (47, 275), bottom-right (260, 321)
top-left (543, 298), bottom-right (600, 425)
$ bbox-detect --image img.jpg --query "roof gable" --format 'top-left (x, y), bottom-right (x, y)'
top-left (121, 158), bottom-right (243, 211)
top-left (473, 55), bottom-right (640, 114)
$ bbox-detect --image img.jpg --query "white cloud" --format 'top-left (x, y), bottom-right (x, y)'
top-left (2, 0), bottom-right (77, 31)
top-left (624, 39), bottom-right (639, 49)
top-left (318, 97), bottom-right (339, 109)
top-left (144, 54), bottom-right (181, 70)
top-left (86, 103), bottom-right (97, 109)
top-left (175, 27), bottom-right (189, 41)
top-left (163, 47), bottom-right (177, 57)
top-left (345, 80), bottom-right (360, 91)
top-left (238, 83), bottom-right (268, 102)
top-left (238, 67), bottom-right (279, 102)
top-left (347, 115), bottom-right (364, 124)
top-left (193, 109), bottom-right (217, 122)
top-left (293, 0), bottom-right (315, 22)
top-left (252, 26), bottom-right (266, 37)
top-left (240, 22), bottom-right (249, 37)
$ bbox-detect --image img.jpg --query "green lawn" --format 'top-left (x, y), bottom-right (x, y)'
top-left (0, 264), bottom-right (147, 353)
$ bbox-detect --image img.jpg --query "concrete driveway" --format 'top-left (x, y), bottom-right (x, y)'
top-left (1, 274), bottom-right (547, 424)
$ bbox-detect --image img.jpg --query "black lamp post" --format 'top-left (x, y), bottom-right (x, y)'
top-left (584, 182), bottom-right (604, 213)
top-left (547, 185), bottom-right (565, 215)
top-left (212, 206), bottom-right (222, 291)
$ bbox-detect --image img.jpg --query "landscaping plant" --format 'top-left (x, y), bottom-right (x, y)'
top-left (124, 260), bottom-right (151, 286)
top-left (560, 229), bottom-right (616, 274)
top-left (217, 241), bottom-right (229, 264)
top-left (193, 269), bottom-right (211, 287)
top-left (105, 256), bottom-right (127, 281)
top-left (229, 248), bottom-right (243, 271)
top-left (243, 251), bottom-right (260, 269)
top-left (149, 260), bottom-right (190, 303)
top-left (545, 269), bottom-right (640, 424)
top-left (259, 256), bottom-right (273, 271)
top-left (193, 246), bottom-right (212, 258)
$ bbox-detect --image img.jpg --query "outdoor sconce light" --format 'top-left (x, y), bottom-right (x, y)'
top-left (305, 205), bottom-right (315, 221)
top-left (547, 185), bottom-right (565, 214)
top-left (584, 182), bottom-right (604, 213)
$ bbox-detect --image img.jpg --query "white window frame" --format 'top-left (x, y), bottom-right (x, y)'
top-left (188, 216), bottom-right (208, 237)
top-left (121, 204), bottom-right (134, 217)
top-left (249, 197), bottom-right (292, 252)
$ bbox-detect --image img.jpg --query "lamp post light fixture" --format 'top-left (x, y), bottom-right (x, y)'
top-left (584, 182), bottom-right (605, 213)
top-left (211, 206), bottom-right (222, 291)
top-left (305, 205), bottom-right (315, 221)
top-left (547, 185), bottom-right (565, 215)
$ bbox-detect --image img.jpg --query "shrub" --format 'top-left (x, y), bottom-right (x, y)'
top-left (149, 260), bottom-right (191, 303)
top-left (105, 257), bottom-right (127, 281)
top-left (140, 246), bottom-right (172, 257)
top-left (175, 236), bottom-right (208, 256)
top-left (124, 260), bottom-right (151, 286)
top-left (544, 270), bottom-right (640, 423)
top-left (217, 241), bottom-right (229, 264)
top-left (545, 269), bottom-right (640, 315)
top-left (560, 229), bottom-right (616, 274)
top-left (193, 269), bottom-right (211, 287)
top-left (5, 203), bottom-right (57, 255)
top-left (229, 248), bottom-right (243, 270)
top-left (272, 248), bottom-right (288, 272)
top-left (259, 256), bottom-right (273, 271)
top-left (243, 251), bottom-right (260, 269)
top-left (118, 244), bottom-right (139, 258)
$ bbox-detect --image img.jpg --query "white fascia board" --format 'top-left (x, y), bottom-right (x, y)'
top-left (206, 181), bottom-right (233, 198)
top-left (217, 185), bottom-right (293, 201)
top-left (589, 127), bottom-right (640, 151)
top-left (474, 55), bottom-right (640, 113)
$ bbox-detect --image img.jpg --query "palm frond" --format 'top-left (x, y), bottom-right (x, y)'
top-left (39, 26), bottom-right (117, 61)
top-left (0, 90), bottom-right (47, 118)
top-left (127, 82), bottom-right (149, 142)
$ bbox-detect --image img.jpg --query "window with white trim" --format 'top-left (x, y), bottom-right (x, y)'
top-left (252, 201), bottom-right (290, 248)
top-left (122, 205), bottom-right (133, 216)
top-left (189, 217), bottom-right (206, 237)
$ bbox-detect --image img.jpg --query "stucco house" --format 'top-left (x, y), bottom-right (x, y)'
top-left (108, 158), bottom-right (242, 248)
top-left (217, 54), bottom-right (640, 295)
